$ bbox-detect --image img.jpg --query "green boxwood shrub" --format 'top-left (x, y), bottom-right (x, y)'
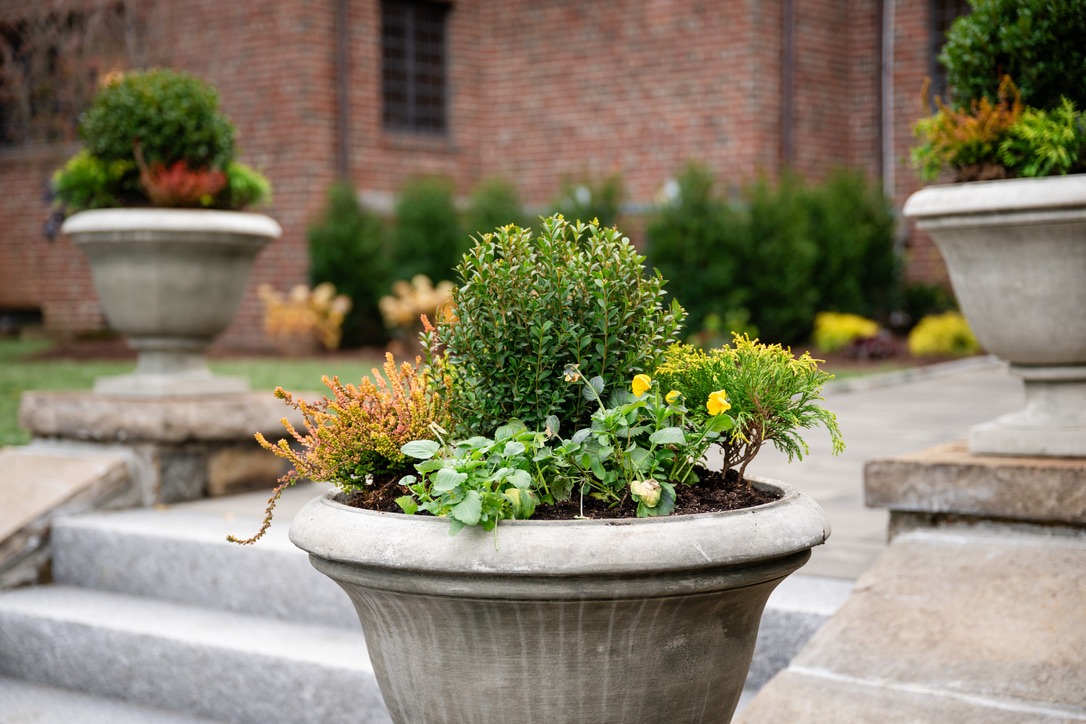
top-left (940, 0), bottom-right (1086, 111)
top-left (466, 177), bottom-right (527, 237)
top-left (549, 174), bottom-right (624, 227)
top-left (308, 183), bottom-right (390, 347)
top-left (648, 165), bottom-right (899, 346)
top-left (434, 215), bottom-right (686, 434)
top-left (391, 177), bottom-right (466, 284)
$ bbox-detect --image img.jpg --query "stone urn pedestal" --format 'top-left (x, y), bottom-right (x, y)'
top-left (62, 209), bottom-right (281, 397)
top-left (903, 175), bottom-right (1086, 457)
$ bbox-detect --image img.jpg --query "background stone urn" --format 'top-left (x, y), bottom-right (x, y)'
top-left (290, 477), bottom-right (830, 724)
top-left (903, 175), bottom-right (1086, 457)
top-left (63, 208), bottom-right (281, 397)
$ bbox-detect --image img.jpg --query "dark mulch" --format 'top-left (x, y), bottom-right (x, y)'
top-left (342, 467), bottom-right (779, 520)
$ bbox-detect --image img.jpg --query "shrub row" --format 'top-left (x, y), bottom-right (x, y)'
top-left (647, 165), bottom-right (900, 345)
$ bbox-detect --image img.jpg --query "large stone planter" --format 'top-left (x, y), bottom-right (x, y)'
top-left (903, 175), bottom-right (1086, 457)
top-left (290, 477), bottom-right (829, 724)
top-left (62, 209), bottom-right (280, 397)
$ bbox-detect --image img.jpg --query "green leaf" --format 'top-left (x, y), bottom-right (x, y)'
top-left (450, 490), bottom-right (482, 525)
top-left (402, 440), bottom-right (441, 459)
top-left (503, 440), bottom-right (526, 457)
top-left (706, 414), bottom-right (735, 433)
top-left (649, 427), bottom-right (686, 445)
top-left (414, 459), bottom-right (445, 473)
top-left (395, 496), bottom-right (418, 515)
top-left (433, 467), bottom-right (468, 492)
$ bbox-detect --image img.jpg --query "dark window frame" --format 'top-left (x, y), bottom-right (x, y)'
top-left (928, 0), bottom-right (971, 105)
top-left (381, 0), bottom-right (450, 135)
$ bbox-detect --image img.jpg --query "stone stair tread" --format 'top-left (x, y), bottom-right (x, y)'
top-left (0, 585), bottom-right (388, 724)
top-left (0, 676), bottom-right (224, 724)
top-left (739, 529), bottom-right (1086, 722)
top-left (50, 483), bottom-right (359, 628)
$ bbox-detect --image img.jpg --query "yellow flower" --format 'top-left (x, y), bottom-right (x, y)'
top-left (631, 374), bottom-right (652, 397)
top-left (666, 390), bottom-right (681, 405)
top-left (706, 390), bottom-right (731, 416)
top-left (630, 479), bottom-right (661, 507)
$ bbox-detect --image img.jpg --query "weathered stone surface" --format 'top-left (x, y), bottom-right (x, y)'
top-left (19, 390), bottom-right (309, 443)
top-left (207, 446), bottom-right (290, 497)
top-left (739, 669), bottom-right (1083, 723)
top-left (0, 445), bottom-right (134, 587)
top-left (742, 529), bottom-right (1086, 722)
top-left (865, 441), bottom-right (1086, 525)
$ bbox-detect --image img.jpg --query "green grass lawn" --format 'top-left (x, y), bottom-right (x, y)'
top-left (0, 338), bottom-right (382, 447)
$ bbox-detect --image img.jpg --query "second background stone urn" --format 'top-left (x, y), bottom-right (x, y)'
top-left (903, 175), bottom-right (1086, 457)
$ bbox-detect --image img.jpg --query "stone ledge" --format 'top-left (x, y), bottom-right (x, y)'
top-left (19, 390), bottom-right (309, 443)
top-left (864, 440), bottom-right (1086, 526)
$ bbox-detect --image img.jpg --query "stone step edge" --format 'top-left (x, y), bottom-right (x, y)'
top-left (0, 676), bottom-right (224, 724)
top-left (0, 585), bottom-right (388, 724)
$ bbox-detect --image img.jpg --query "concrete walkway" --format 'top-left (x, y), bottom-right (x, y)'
top-left (746, 356), bottom-right (1023, 580)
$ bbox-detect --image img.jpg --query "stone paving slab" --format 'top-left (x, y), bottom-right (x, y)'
top-left (0, 446), bottom-right (130, 542)
top-left (739, 529), bottom-right (1086, 722)
top-left (865, 440), bottom-right (1086, 525)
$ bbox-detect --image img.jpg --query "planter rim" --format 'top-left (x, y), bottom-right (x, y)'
top-left (61, 207), bottom-right (282, 238)
top-left (289, 476), bottom-right (830, 577)
top-left (903, 174), bottom-right (1086, 221)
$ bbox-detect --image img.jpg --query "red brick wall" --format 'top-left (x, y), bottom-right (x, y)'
top-left (892, 1), bottom-right (950, 286)
top-left (0, 0), bottom-right (949, 347)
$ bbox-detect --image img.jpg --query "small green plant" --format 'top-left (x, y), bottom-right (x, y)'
top-left (433, 215), bottom-right (686, 435)
top-left (230, 354), bottom-right (451, 544)
top-left (308, 182), bottom-right (390, 347)
top-left (907, 312), bottom-right (982, 357)
top-left (391, 176), bottom-right (467, 284)
top-left (812, 312), bottom-right (880, 353)
top-left (50, 68), bottom-right (270, 214)
top-left (397, 333), bottom-right (842, 532)
top-left (911, 76), bottom-right (1025, 182)
top-left (998, 99), bottom-right (1086, 178)
top-left (654, 335), bottom-right (844, 479)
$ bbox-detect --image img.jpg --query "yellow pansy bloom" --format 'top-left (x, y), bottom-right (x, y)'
top-left (631, 374), bottom-right (652, 397)
top-left (665, 390), bottom-right (681, 404)
top-left (707, 390), bottom-right (731, 416)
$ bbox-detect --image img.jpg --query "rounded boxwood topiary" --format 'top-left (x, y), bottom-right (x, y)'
top-left (940, 0), bottom-right (1086, 111)
top-left (79, 68), bottom-right (236, 169)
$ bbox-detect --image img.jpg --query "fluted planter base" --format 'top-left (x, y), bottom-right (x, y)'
top-left (290, 477), bottom-right (830, 724)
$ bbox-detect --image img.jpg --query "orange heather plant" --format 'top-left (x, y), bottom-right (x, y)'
top-left (228, 354), bottom-right (451, 544)
top-left (911, 75), bottom-right (1024, 182)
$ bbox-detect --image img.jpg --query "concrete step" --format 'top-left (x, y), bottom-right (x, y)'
top-left (51, 482), bottom-right (357, 629)
top-left (0, 676), bottom-right (222, 724)
top-left (0, 585), bottom-right (390, 724)
top-left (738, 529), bottom-right (1086, 723)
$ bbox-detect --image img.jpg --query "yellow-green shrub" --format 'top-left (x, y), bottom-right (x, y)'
top-left (812, 312), bottom-right (879, 353)
top-left (907, 312), bottom-right (981, 357)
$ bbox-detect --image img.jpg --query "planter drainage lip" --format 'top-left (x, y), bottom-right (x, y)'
top-left (61, 208), bottom-right (283, 239)
top-left (903, 175), bottom-right (1086, 221)
top-left (289, 476), bottom-right (831, 578)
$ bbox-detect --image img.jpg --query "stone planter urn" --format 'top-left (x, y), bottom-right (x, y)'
top-left (903, 175), bottom-right (1086, 457)
top-left (62, 208), bottom-right (281, 397)
top-left (290, 477), bottom-right (829, 724)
